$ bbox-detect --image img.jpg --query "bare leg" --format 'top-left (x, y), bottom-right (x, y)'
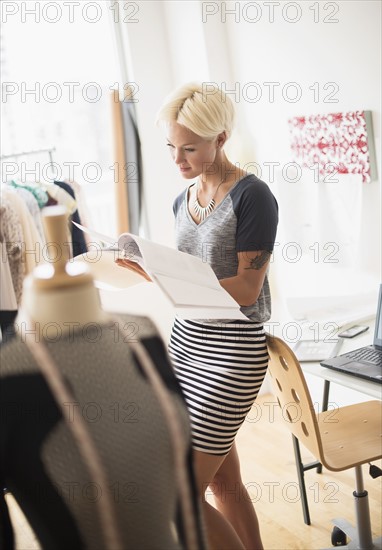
top-left (193, 449), bottom-right (245, 550)
top-left (210, 442), bottom-right (264, 550)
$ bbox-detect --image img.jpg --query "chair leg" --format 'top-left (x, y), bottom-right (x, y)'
top-left (292, 381), bottom-right (329, 524)
top-left (317, 380), bottom-right (330, 475)
top-left (328, 465), bottom-right (380, 550)
top-left (292, 435), bottom-right (311, 525)
top-left (353, 464), bottom-right (373, 549)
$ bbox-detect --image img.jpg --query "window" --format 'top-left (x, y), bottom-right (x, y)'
top-left (1, 1), bottom-right (122, 235)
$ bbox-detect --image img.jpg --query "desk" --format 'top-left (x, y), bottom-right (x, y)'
top-left (301, 361), bottom-right (382, 400)
top-left (300, 316), bottom-right (381, 400)
top-left (291, 317), bottom-right (382, 525)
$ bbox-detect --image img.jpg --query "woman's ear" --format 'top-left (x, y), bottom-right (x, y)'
top-left (216, 131), bottom-right (227, 149)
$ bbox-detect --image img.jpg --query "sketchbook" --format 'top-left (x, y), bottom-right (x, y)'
top-left (72, 222), bottom-right (247, 320)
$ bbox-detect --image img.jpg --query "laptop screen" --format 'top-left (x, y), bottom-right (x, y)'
top-left (374, 284), bottom-right (382, 348)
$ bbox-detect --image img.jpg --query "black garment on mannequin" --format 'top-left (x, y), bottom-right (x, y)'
top-left (0, 311), bottom-right (17, 345)
top-left (0, 316), bottom-right (205, 550)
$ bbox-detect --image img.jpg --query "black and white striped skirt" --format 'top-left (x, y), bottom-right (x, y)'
top-left (168, 318), bottom-right (269, 456)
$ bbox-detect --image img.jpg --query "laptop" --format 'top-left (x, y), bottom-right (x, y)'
top-left (321, 284), bottom-right (382, 384)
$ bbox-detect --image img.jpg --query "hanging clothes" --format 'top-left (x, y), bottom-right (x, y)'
top-left (67, 179), bottom-right (93, 248)
top-left (39, 181), bottom-right (77, 214)
top-left (1, 184), bottom-right (46, 341)
top-left (0, 205), bottom-right (18, 343)
top-left (45, 193), bottom-right (58, 206)
top-left (54, 181), bottom-right (87, 257)
top-left (0, 193), bottom-right (25, 306)
top-left (13, 187), bottom-right (46, 242)
top-left (36, 181), bottom-right (77, 258)
top-left (67, 180), bottom-right (92, 228)
top-left (8, 180), bottom-right (49, 208)
top-left (2, 187), bottom-right (45, 275)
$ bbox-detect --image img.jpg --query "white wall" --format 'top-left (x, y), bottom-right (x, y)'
top-left (115, 1), bottom-right (209, 246)
top-left (114, 1), bottom-right (175, 245)
top-left (223, 0), bottom-right (381, 278)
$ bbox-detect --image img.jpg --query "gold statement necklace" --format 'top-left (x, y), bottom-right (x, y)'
top-left (193, 176), bottom-right (227, 222)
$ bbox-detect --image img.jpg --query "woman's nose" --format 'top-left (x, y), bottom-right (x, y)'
top-left (174, 149), bottom-right (184, 164)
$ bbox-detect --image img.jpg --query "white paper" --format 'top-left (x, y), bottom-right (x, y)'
top-left (119, 233), bottom-right (221, 290)
top-left (153, 274), bottom-right (240, 308)
top-left (73, 222), bottom-right (247, 319)
top-left (73, 249), bottom-right (146, 291)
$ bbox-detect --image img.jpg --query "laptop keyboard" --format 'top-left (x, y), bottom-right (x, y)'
top-left (346, 348), bottom-right (382, 365)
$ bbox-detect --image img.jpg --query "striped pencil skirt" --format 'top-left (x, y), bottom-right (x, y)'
top-left (168, 317), bottom-right (269, 456)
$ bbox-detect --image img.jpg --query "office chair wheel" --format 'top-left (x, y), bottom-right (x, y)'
top-left (331, 526), bottom-right (347, 546)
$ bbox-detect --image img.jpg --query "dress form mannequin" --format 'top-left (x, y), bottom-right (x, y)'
top-left (17, 206), bottom-right (110, 337)
top-left (1, 207), bottom-right (205, 550)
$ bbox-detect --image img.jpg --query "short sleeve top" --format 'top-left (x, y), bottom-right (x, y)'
top-left (173, 173), bottom-right (279, 323)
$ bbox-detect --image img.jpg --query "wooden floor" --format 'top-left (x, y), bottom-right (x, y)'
top-left (5, 393), bottom-right (382, 549)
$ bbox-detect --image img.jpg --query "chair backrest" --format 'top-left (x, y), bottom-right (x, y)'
top-left (266, 334), bottom-right (324, 462)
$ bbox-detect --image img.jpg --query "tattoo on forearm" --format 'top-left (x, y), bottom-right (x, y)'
top-left (244, 251), bottom-right (271, 270)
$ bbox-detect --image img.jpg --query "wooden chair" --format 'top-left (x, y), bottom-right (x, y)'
top-left (266, 333), bottom-right (382, 549)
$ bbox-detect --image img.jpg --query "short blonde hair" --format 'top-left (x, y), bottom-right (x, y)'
top-left (155, 82), bottom-right (236, 140)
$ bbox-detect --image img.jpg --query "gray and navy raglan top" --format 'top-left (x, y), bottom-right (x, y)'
top-left (173, 173), bottom-right (279, 323)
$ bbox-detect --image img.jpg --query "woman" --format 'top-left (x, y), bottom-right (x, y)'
top-left (156, 82), bottom-right (278, 550)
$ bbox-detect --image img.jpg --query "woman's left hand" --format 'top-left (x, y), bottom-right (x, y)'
top-left (115, 258), bottom-right (152, 282)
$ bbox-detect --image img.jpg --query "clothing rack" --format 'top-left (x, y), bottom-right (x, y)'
top-left (1, 150), bottom-right (89, 344)
top-left (0, 147), bottom-right (56, 171)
